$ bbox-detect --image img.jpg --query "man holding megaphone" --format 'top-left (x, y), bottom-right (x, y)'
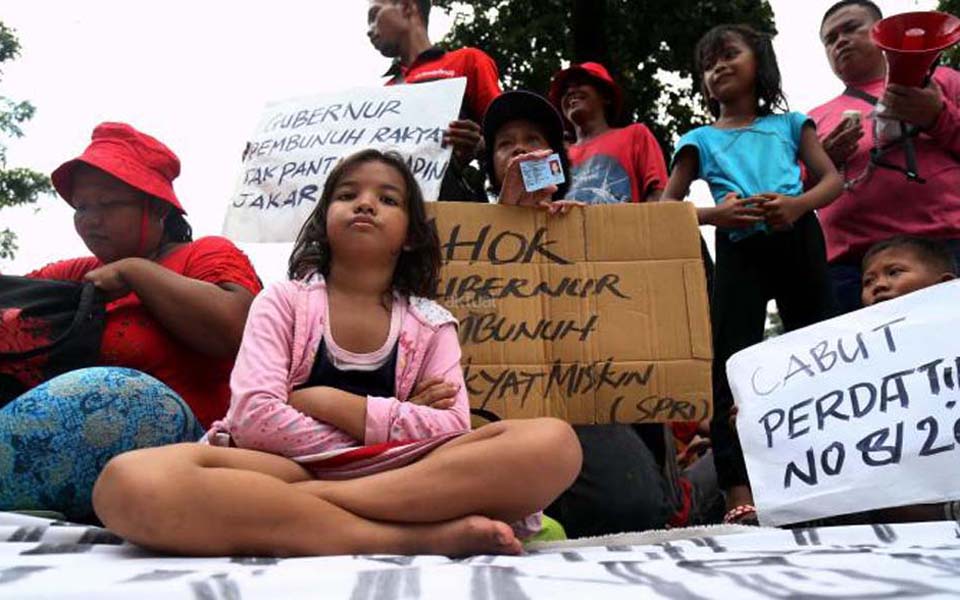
top-left (811, 0), bottom-right (960, 314)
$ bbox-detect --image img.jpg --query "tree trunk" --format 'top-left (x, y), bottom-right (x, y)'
top-left (572, 0), bottom-right (609, 65)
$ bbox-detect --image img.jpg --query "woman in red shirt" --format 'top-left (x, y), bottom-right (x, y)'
top-left (0, 122), bottom-right (261, 520)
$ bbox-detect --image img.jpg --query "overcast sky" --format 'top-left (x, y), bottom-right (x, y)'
top-left (0, 0), bottom-right (937, 282)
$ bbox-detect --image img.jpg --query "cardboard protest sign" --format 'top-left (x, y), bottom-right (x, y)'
top-left (224, 78), bottom-right (466, 242)
top-left (730, 280), bottom-right (960, 526)
top-left (429, 202), bottom-right (712, 424)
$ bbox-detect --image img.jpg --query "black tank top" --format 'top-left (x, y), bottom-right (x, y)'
top-left (294, 338), bottom-right (398, 398)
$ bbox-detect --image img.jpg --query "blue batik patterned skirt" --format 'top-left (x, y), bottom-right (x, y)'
top-left (0, 367), bottom-right (203, 521)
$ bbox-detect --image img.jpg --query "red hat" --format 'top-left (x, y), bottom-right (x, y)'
top-left (548, 62), bottom-right (623, 125)
top-left (52, 122), bottom-right (185, 214)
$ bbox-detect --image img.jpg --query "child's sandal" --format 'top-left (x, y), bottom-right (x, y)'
top-left (723, 504), bottom-right (759, 526)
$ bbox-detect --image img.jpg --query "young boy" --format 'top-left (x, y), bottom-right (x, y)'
top-left (548, 62), bottom-right (667, 204)
top-left (861, 235), bottom-right (957, 307)
top-left (857, 235), bottom-right (958, 523)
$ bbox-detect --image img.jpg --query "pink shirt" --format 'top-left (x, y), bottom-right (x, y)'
top-left (809, 68), bottom-right (960, 263)
top-left (210, 278), bottom-right (470, 458)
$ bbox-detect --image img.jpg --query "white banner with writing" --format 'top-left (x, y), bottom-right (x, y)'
top-left (729, 280), bottom-right (960, 526)
top-left (223, 77), bottom-right (467, 242)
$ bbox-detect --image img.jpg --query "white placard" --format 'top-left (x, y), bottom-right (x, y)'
top-left (223, 78), bottom-right (467, 243)
top-left (729, 280), bottom-right (960, 526)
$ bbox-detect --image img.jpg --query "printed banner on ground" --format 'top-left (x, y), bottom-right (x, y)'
top-left (5, 511), bottom-right (960, 598)
top-left (430, 202), bottom-right (713, 425)
top-left (730, 280), bottom-right (960, 526)
top-left (224, 78), bottom-right (466, 242)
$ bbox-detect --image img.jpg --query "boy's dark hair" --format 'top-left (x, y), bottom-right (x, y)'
top-left (821, 1), bottom-right (883, 29)
top-left (288, 149), bottom-right (441, 299)
top-left (695, 24), bottom-right (788, 119)
top-left (862, 235), bottom-right (959, 275)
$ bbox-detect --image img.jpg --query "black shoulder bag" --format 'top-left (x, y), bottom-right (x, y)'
top-left (0, 276), bottom-right (106, 407)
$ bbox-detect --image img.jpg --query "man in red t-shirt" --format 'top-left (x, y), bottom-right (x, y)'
top-left (367, 0), bottom-right (502, 201)
top-left (548, 62), bottom-right (667, 204)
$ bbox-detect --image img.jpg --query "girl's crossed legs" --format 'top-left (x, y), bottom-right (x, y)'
top-left (92, 418), bottom-right (581, 557)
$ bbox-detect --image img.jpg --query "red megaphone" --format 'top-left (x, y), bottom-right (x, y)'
top-left (871, 11), bottom-right (960, 87)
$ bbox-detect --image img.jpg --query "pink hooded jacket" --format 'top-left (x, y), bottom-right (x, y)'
top-left (209, 277), bottom-right (470, 458)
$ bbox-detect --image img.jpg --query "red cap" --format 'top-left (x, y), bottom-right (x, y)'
top-left (52, 122), bottom-right (185, 214)
top-left (548, 62), bottom-right (623, 126)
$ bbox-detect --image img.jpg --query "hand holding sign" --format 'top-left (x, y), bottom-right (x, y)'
top-left (538, 199), bottom-right (586, 216)
top-left (442, 119), bottom-right (483, 165)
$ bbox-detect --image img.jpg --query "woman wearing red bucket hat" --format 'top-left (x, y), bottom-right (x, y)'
top-left (0, 122), bottom-right (261, 521)
top-left (548, 62), bottom-right (669, 205)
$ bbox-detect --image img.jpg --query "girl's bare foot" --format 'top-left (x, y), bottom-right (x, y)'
top-left (417, 515), bottom-right (522, 557)
top-left (293, 482), bottom-right (523, 556)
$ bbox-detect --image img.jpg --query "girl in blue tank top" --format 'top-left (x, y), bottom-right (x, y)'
top-left (662, 24), bottom-right (843, 527)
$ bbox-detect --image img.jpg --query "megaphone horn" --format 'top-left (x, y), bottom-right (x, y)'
top-left (871, 11), bottom-right (960, 88)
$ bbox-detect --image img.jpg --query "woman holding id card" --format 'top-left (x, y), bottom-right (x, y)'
top-left (482, 91), bottom-right (581, 213)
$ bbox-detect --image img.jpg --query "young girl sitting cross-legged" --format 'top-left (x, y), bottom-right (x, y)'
top-left (92, 149), bottom-right (582, 557)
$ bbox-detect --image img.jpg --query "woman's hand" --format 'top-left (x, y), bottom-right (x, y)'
top-left (409, 377), bottom-right (460, 410)
top-left (83, 258), bottom-right (141, 301)
top-left (498, 149), bottom-right (558, 207)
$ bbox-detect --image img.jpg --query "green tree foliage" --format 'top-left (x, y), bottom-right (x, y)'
top-left (938, 0), bottom-right (960, 68)
top-left (0, 21), bottom-right (52, 261)
top-left (433, 0), bottom-right (775, 152)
